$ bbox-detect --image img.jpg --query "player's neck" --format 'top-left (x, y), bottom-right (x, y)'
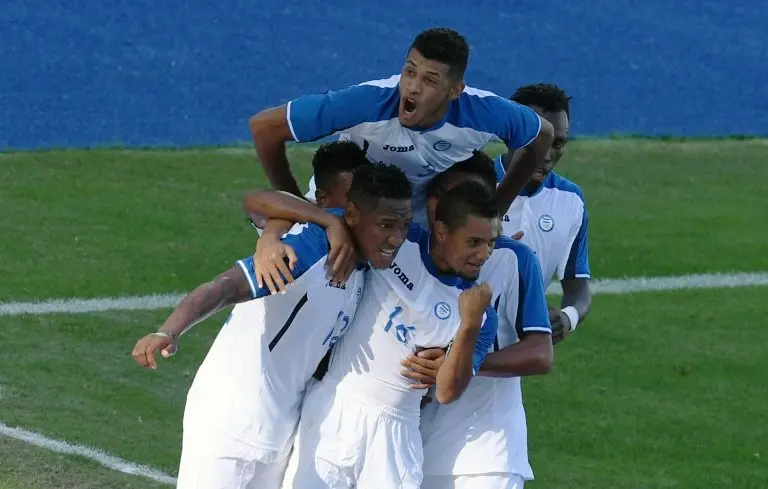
top-left (428, 241), bottom-right (456, 276)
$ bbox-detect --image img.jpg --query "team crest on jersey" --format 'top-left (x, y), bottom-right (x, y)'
top-left (433, 140), bottom-right (451, 151)
top-left (434, 302), bottom-right (452, 320)
top-left (538, 214), bottom-right (555, 232)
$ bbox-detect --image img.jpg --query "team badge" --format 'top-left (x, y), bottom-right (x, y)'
top-left (538, 214), bottom-right (555, 232)
top-left (433, 140), bottom-right (451, 151)
top-left (434, 302), bottom-right (452, 320)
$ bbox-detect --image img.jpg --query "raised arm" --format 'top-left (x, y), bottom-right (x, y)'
top-left (435, 283), bottom-right (495, 404)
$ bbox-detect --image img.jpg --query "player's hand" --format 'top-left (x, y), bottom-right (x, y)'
top-left (131, 332), bottom-right (178, 370)
top-left (510, 230), bottom-right (524, 240)
top-left (253, 234), bottom-right (298, 295)
top-left (458, 282), bottom-right (493, 329)
top-left (325, 217), bottom-right (356, 285)
top-left (401, 347), bottom-right (447, 389)
top-left (549, 307), bottom-right (572, 345)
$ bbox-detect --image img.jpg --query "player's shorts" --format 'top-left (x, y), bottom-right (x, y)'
top-left (420, 473), bottom-right (526, 489)
top-left (176, 418), bottom-right (292, 489)
top-left (281, 380), bottom-right (423, 489)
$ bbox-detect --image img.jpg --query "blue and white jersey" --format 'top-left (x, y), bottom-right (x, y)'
top-left (420, 237), bottom-right (551, 479)
top-left (289, 75), bottom-right (542, 226)
top-left (185, 209), bottom-right (367, 455)
top-left (496, 155), bottom-right (591, 285)
top-left (323, 223), bottom-right (498, 415)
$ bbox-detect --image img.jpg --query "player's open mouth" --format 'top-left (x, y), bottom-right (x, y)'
top-left (402, 98), bottom-right (417, 115)
top-left (379, 249), bottom-right (395, 257)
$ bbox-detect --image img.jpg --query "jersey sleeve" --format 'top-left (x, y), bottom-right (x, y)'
top-left (472, 306), bottom-right (499, 374)
top-left (511, 244), bottom-right (552, 335)
top-left (558, 201), bottom-right (591, 281)
top-left (235, 219), bottom-right (331, 299)
top-left (456, 91), bottom-right (543, 150)
top-left (286, 79), bottom-right (399, 143)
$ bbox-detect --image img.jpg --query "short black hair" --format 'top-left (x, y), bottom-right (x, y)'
top-left (435, 180), bottom-right (498, 231)
top-left (427, 150), bottom-right (496, 199)
top-left (312, 141), bottom-right (369, 192)
top-left (409, 28), bottom-right (469, 79)
top-left (511, 83), bottom-right (572, 118)
top-left (348, 162), bottom-right (412, 211)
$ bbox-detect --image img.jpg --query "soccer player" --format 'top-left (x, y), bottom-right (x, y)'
top-left (411, 153), bottom-right (554, 489)
top-left (131, 163), bottom-right (413, 489)
top-left (245, 140), bottom-right (370, 293)
top-left (246, 186), bottom-right (505, 489)
top-left (249, 27), bottom-right (554, 228)
top-left (496, 84), bottom-right (592, 344)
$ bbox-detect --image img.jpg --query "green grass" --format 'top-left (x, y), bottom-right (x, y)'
top-left (1, 140), bottom-right (768, 488)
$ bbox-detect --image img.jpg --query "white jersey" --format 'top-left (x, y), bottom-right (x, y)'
top-left (420, 237), bottom-right (551, 479)
top-left (323, 223), bottom-right (498, 415)
top-left (496, 155), bottom-right (591, 284)
top-left (185, 209), bottom-right (366, 453)
top-left (288, 75), bottom-right (543, 226)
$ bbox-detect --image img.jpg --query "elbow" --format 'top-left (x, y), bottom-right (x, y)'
top-left (435, 386), bottom-right (460, 405)
top-left (248, 111), bottom-right (268, 138)
top-left (535, 345), bottom-right (554, 375)
top-left (242, 190), bottom-right (272, 221)
top-left (537, 117), bottom-right (554, 142)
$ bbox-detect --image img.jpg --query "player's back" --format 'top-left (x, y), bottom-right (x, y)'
top-left (420, 237), bottom-right (550, 479)
top-left (496, 156), bottom-right (590, 284)
top-left (185, 217), bottom-right (366, 453)
top-left (323, 223), bottom-right (481, 414)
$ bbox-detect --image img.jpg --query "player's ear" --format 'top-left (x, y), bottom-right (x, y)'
top-left (450, 81), bottom-right (465, 100)
top-left (344, 202), bottom-right (360, 227)
top-left (315, 189), bottom-right (327, 207)
top-left (433, 220), bottom-right (449, 242)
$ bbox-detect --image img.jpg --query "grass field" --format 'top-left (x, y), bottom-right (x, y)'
top-left (1, 139), bottom-right (767, 488)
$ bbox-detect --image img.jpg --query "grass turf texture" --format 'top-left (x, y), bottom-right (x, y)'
top-left (1, 139), bottom-right (767, 487)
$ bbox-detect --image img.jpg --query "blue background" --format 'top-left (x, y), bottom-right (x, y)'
top-left (2, 0), bottom-right (766, 149)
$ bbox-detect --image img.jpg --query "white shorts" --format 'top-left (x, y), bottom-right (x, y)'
top-left (420, 473), bottom-right (525, 489)
top-left (281, 381), bottom-right (423, 489)
top-left (177, 421), bottom-right (291, 489)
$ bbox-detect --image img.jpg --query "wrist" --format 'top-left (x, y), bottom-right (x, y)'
top-left (561, 306), bottom-right (579, 332)
top-left (155, 330), bottom-right (179, 342)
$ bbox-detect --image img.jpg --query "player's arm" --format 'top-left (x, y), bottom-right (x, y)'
top-left (249, 105), bottom-right (303, 197)
top-left (131, 265), bottom-right (254, 369)
top-left (435, 283), bottom-right (494, 404)
top-left (479, 249), bottom-right (553, 377)
top-left (552, 202), bottom-right (592, 343)
top-left (249, 82), bottom-right (389, 197)
top-left (245, 189), bottom-right (357, 287)
top-left (493, 101), bottom-right (554, 215)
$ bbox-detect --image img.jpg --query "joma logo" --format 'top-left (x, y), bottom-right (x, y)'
top-left (388, 262), bottom-right (414, 291)
top-left (382, 144), bottom-right (415, 153)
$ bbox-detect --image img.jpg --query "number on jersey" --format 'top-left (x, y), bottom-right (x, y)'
top-left (383, 306), bottom-right (416, 346)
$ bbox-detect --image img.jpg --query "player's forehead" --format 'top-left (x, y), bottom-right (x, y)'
top-left (453, 214), bottom-right (499, 239)
top-left (368, 197), bottom-right (413, 219)
top-left (404, 49), bottom-right (450, 78)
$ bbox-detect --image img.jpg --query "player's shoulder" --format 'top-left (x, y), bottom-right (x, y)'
top-left (544, 172), bottom-right (586, 203)
top-left (487, 236), bottom-right (539, 275)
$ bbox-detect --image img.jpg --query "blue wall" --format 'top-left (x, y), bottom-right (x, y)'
top-left (2, 0), bottom-right (766, 149)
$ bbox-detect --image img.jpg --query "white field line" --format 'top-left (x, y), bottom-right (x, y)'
top-left (1, 272), bottom-right (767, 317)
top-left (0, 422), bottom-right (176, 485)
